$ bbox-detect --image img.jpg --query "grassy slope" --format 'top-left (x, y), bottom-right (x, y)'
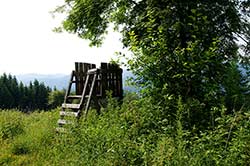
top-left (0, 96), bottom-right (250, 165)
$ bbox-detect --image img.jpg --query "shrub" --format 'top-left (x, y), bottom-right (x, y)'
top-left (11, 137), bottom-right (30, 155)
top-left (0, 111), bottom-right (24, 140)
top-left (0, 96), bottom-right (250, 165)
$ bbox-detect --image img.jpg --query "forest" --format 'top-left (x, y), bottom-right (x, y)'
top-left (0, 73), bottom-right (64, 111)
top-left (1, 0), bottom-right (250, 165)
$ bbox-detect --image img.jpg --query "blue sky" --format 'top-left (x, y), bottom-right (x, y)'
top-left (0, 0), bottom-right (124, 75)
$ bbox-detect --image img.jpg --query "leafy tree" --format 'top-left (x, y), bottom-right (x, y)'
top-left (54, 0), bottom-right (250, 128)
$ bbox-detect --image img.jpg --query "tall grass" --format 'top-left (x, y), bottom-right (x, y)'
top-left (0, 94), bottom-right (249, 165)
top-left (0, 109), bottom-right (58, 165)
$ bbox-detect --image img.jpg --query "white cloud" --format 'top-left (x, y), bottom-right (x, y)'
top-left (0, 0), bottom-right (124, 74)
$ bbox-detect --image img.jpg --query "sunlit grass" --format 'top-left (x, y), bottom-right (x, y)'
top-left (0, 96), bottom-right (249, 165)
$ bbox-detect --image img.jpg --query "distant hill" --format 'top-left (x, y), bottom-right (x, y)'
top-left (16, 74), bottom-right (69, 90)
top-left (16, 69), bottom-right (136, 91)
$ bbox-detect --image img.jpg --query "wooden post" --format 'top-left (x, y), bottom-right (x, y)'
top-left (74, 62), bottom-right (96, 95)
top-left (79, 63), bottom-right (84, 95)
top-left (118, 68), bottom-right (123, 99)
top-left (101, 63), bottom-right (108, 98)
top-left (75, 62), bottom-right (79, 94)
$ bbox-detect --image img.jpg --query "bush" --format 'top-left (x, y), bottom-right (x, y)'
top-left (0, 95), bottom-right (250, 165)
top-left (0, 111), bottom-right (24, 140)
top-left (11, 137), bottom-right (30, 155)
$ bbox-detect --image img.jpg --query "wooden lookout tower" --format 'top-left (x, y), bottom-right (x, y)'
top-left (57, 62), bottom-right (123, 130)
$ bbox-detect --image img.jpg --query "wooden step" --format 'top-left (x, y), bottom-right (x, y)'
top-left (56, 127), bottom-right (67, 133)
top-left (60, 111), bottom-right (79, 117)
top-left (62, 103), bottom-right (80, 109)
top-left (67, 95), bottom-right (82, 99)
top-left (87, 68), bottom-right (99, 74)
top-left (58, 119), bottom-right (73, 126)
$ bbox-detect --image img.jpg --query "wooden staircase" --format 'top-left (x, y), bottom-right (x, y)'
top-left (57, 68), bottom-right (100, 132)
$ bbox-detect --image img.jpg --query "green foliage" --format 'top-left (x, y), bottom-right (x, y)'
top-left (48, 89), bottom-right (65, 108)
top-left (0, 111), bottom-right (24, 140)
top-left (0, 74), bottom-right (17, 109)
top-left (11, 137), bottom-right (31, 155)
top-left (0, 95), bottom-right (250, 165)
top-left (0, 109), bottom-right (58, 165)
top-left (54, 0), bottom-right (250, 130)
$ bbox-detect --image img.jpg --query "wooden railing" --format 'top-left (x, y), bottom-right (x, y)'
top-left (73, 62), bottom-right (123, 99)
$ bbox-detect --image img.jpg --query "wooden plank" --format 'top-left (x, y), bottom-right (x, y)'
top-left (84, 73), bottom-right (97, 118)
top-left (75, 62), bottom-right (94, 95)
top-left (113, 71), bottom-right (117, 96)
top-left (75, 62), bottom-right (80, 94)
top-left (111, 64), bottom-right (116, 93)
top-left (56, 127), bottom-right (67, 133)
top-left (79, 74), bottom-right (90, 107)
top-left (109, 64), bottom-right (114, 94)
top-left (117, 69), bottom-right (122, 97)
top-left (107, 63), bottom-right (111, 92)
top-left (96, 74), bottom-right (101, 95)
top-left (87, 68), bottom-right (99, 74)
top-left (79, 63), bottom-right (84, 95)
top-left (101, 63), bottom-right (108, 97)
top-left (58, 119), bottom-right (73, 125)
top-left (60, 111), bottom-right (79, 117)
top-left (84, 63), bottom-right (89, 72)
top-left (67, 95), bottom-right (82, 99)
top-left (116, 73), bottom-right (120, 97)
top-left (62, 103), bottom-right (80, 109)
top-left (118, 68), bottom-right (123, 98)
top-left (85, 64), bottom-right (92, 94)
top-left (114, 64), bottom-right (120, 96)
top-left (91, 64), bottom-right (96, 69)
top-left (75, 62), bottom-right (79, 72)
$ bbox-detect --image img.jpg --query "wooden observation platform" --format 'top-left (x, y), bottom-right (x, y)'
top-left (57, 62), bottom-right (123, 130)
